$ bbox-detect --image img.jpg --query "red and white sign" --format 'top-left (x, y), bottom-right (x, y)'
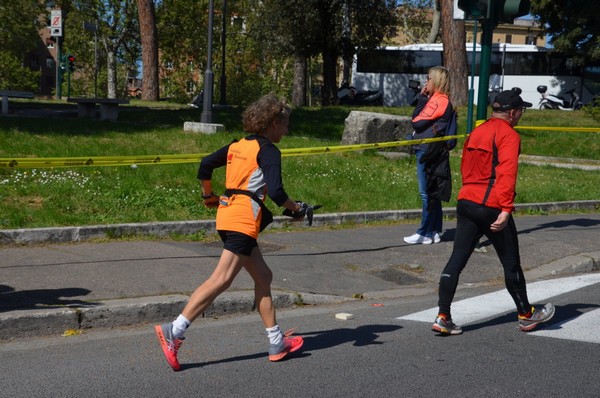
top-left (50, 10), bottom-right (62, 37)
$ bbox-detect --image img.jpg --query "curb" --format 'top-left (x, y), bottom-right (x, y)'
top-left (1, 200), bottom-right (599, 245)
top-left (2, 201), bottom-right (599, 340)
top-left (2, 251), bottom-right (598, 340)
top-left (0, 290), bottom-right (353, 340)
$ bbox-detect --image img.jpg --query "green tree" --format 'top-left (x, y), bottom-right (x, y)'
top-left (0, 0), bottom-right (45, 91)
top-left (395, 0), bottom-right (440, 44)
top-left (156, 0), bottom-right (210, 101)
top-left (0, 51), bottom-right (40, 91)
top-left (531, 0), bottom-right (600, 64)
top-left (59, 0), bottom-right (139, 99)
top-left (254, 0), bottom-right (398, 106)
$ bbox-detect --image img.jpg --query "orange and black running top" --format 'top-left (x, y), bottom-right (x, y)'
top-left (198, 135), bottom-right (290, 238)
top-left (411, 91), bottom-right (453, 151)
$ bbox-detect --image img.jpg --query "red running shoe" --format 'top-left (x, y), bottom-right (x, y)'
top-left (268, 329), bottom-right (304, 362)
top-left (155, 323), bottom-right (184, 371)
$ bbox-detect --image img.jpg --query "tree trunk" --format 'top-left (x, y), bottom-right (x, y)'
top-left (292, 55), bottom-right (306, 107)
top-left (137, 0), bottom-right (159, 101)
top-left (321, 48), bottom-right (338, 106)
top-left (427, 0), bottom-right (441, 43)
top-left (440, 0), bottom-right (468, 107)
top-left (107, 49), bottom-right (117, 99)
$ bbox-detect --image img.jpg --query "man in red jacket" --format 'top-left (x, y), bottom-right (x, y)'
top-left (432, 90), bottom-right (555, 335)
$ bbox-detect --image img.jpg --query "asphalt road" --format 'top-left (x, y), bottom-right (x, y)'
top-left (1, 273), bottom-right (598, 398)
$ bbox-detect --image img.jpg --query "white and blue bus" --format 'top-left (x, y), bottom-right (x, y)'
top-left (351, 43), bottom-right (599, 107)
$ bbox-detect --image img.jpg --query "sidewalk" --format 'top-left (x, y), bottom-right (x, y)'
top-left (1, 205), bottom-right (600, 339)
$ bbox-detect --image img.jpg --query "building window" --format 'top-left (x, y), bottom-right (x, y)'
top-left (505, 35), bottom-right (512, 44)
top-left (186, 81), bottom-right (196, 94)
top-left (46, 57), bottom-right (55, 68)
top-left (30, 56), bottom-right (39, 69)
top-left (526, 35), bottom-right (536, 45)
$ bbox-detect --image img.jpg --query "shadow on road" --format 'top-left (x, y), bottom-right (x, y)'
top-left (178, 324), bottom-right (402, 371)
top-left (0, 284), bottom-right (97, 312)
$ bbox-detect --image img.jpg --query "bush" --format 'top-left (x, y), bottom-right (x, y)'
top-left (583, 96), bottom-right (600, 123)
top-left (0, 51), bottom-right (40, 92)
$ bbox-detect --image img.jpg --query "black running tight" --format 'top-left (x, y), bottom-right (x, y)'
top-left (437, 200), bottom-right (531, 317)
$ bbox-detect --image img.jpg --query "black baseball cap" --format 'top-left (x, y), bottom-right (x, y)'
top-left (492, 90), bottom-right (533, 111)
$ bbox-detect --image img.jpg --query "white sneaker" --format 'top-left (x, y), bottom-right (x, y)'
top-left (403, 233), bottom-right (433, 245)
top-left (433, 233), bottom-right (441, 243)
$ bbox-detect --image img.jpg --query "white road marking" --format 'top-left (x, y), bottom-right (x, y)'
top-left (531, 309), bottom-right (600, 344)
top-left (398, 273), bottom-right (600, 325)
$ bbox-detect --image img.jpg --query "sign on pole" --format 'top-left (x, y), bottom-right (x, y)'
top-left (50, 10), bottom-right (62, 37)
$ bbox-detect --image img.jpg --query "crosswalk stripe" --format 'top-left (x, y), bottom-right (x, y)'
top-left (398, 273), bottom-right (600, 324)
top-left (531, 309), bottom-right (600, 344)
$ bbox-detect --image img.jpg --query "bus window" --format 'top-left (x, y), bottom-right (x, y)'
top-left (357, 49), bottom-right (442, 74)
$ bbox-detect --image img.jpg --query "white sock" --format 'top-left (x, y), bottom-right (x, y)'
top-left (172, 314), bottom-right (191, 339)
top-left (266, 325), bottom-right (283, 346)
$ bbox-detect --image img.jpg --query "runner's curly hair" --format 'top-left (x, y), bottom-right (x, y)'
top-left (242, 93), bottom-right (291, 134)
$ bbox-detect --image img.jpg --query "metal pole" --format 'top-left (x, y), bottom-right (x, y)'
top-left (219, 0), bottom-right (227, 105)
top-left (466, 21), bottom-right (478, 134)
top-left (67, 66), bottom-right (71, 98)
top-left (94, 30), bottom-right (98, 98)
top-left (201, 0), bottom-right (215, 123)
top-left (476, 17), bottom-right (494, 122)
top-left (56, 39), bottom-right (62, 100)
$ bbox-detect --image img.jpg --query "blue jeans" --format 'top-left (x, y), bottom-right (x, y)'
top-left (415, 149), bottom-right (442, 238)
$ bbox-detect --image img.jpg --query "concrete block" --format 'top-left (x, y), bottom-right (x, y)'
top-left (341, 111), bottom-right (412, 147)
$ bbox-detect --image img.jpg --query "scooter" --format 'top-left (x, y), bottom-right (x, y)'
top-left (188, 90), bottom-right (204, 108)
top-left (337, 81), bottom-right (383, 106)
top-left (488, 74), bottom-right (503, 105)
top-left (537, 84), bottom-right (583, 110)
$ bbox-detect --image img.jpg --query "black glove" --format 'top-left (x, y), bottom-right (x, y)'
top-left (282, 201), bottom-right (308, 219)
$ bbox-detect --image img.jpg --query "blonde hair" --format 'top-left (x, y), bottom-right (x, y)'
top-left (242, 93), bottom-right (291, 134)
top-left (428, 66), bottom-right (450, 96)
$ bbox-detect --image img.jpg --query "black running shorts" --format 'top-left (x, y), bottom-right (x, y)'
top-left (218, 230), bottom-right (258, 256)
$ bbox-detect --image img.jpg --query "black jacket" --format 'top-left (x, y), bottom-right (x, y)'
top-left (420, 138), bottom-right (452, 209)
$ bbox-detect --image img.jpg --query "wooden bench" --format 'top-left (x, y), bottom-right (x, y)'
top-left (67, 97), bottom-right (129, 121)
top-left (0, 90), bottom-right (35, 115)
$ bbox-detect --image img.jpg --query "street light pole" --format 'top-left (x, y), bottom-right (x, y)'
top-left (219, 0), bottom-right (227, 106)
top-left (201, 0), bottom-right (215, 124)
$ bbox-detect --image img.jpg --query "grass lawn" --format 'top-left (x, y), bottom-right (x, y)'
top-left (1, 100), bottom-right (599, 230)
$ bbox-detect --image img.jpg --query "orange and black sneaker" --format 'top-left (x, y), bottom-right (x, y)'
top-left (155, 323), bottom-right (184, 371)
top-left (518, 303), bottom-right (555, 332)
top-left (268, 329), bottom-right (304, 362)
top-left (432, 314), bottom-right (463, 335)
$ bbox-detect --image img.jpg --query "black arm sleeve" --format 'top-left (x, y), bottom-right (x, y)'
top-left (257, 141), bottom-right (289, 207)
top-left (197, 143), bottom-right (231, 181)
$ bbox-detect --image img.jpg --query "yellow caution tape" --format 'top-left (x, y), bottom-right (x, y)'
top-left (0, 135), bottom-right (465, 169)
top-left (1, 125), bottom-right (598, 169)
top-left (0, 153), bottom-right (210, 169)
top-left (516, 126), bottom-right (600, 132)
top-left (280, 134), bottom-right (466, 157)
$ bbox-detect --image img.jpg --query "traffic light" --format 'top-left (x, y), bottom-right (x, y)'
top-left (67, 55), bottom-right (75, 72)
top-left (496, 0), bottom-right (530, 23)
top-left (457, 0), bottom-right (492, 19)
top-left (457, 0), bottom-right (530, 23)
